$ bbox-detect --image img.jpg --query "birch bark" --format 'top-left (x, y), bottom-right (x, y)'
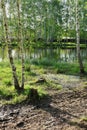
top-left (17, 0), bottom-right (25, 88)
top-left (76, 0), bottom-right (84, 73)
top-left (1, 0), bottom-right (20, 90)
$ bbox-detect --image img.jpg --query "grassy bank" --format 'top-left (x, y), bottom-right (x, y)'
top-left (31, 57), bottom-right (87, 75)
top-left (0, 62), bottom-right (47, 105)
top-left (0, 58), bottom-right (87, 105)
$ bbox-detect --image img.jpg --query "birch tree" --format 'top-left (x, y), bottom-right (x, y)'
top-left (1, 0), bottom-right (21, 91)
top-left (16, 0), bottom-right (25, 89)
top-left (76, 0), bottom-right (85, 73)
top-left (1, 0), bottom-right (24, 92)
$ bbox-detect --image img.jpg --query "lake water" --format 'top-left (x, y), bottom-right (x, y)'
top-left (0, 47), bottom-right (87, 62)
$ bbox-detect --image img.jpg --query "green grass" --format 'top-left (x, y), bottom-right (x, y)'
top-left (56, 62), bottom-right (80, 75)
top-left (31, 58), bottom-right (55, 67)
top-left (2, 78), bottom-right (12, 86)
top-left (45, 80), bottom-right (63, 90)
top-left (82, 81), bottom-right (87, 89)
top-left (80, 117), bottom-right (87, 122)
top-left (0, 58), bottom-right (87, 105)
top-left (0, 61), bottom-right (47, 104)
top-left (0, 85), bottom-right (47, 104)
top-left (28, 86), bottom-right (47, 98)
top-left (0, 86), bottom-right (15, 99)
top-left (30, 58), bottom-right (81, 75)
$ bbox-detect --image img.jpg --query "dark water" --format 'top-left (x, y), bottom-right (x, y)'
top-left (24, 48), bottom-right (87, 62)
top-left (0, 47), bottom-right (87, 62)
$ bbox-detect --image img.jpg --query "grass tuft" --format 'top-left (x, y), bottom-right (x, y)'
top-left (80, 117), bottom-right (87, 122)
top-left (2, 79), bottom-right (12, 86)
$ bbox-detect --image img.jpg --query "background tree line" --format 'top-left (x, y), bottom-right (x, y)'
top-left (0, 0), bottom-right (87, 47)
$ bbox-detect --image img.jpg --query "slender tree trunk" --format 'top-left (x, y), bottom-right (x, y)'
top-left (1, 0), bottom-right (20, 90)
top-left (76, 0), bottom-right (84, 73)
top-left (17, 0), bottom-right (25, 88)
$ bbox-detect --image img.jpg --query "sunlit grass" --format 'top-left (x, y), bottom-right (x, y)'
top-left (0, 58), bottom-right (87, 105)
top-left (0, 83), bottom-right (47, 104)
top-left (0, 85), bottom-right (25, 104)
top-left (56, 62), bottom-right (80, 75)
top-left (2, 78), bottom-right (12, 86)
top-left (30, 58), bottom-right (81, 75)
top-left (80, 117), bottom-right (87, 122)
top-left (28, 85), bottom-right (47, 98)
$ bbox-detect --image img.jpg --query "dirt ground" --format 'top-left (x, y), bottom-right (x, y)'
top-left (0, 74), bottom-right (87, 130)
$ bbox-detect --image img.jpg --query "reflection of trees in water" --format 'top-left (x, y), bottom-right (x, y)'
top-left (0, 48), bottom-right (87, 63)
top-left (59, 49), bottom-right (76, 62)
top-left (0, 46), bottom-right (8, 61)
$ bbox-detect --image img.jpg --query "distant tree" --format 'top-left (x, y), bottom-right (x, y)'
top-left (75, 0), bottom-right (85, 73)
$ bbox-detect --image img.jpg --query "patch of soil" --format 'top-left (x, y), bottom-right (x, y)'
top-left (0, 87), bottom-right (87, 130)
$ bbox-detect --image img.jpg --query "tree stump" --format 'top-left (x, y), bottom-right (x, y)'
top-left (35, 77), bottom-right (46, 84)
top-left (28, 88), bottom-right (39, 103)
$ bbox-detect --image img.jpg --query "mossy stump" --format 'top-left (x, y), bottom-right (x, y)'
top-left (35, 77), bottom-right (46, 84)
top-left (28, 88), bottom-right (39, 103)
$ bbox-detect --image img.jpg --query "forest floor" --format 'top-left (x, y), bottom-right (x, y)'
top-left (0, 73), bottom-right (87, 130)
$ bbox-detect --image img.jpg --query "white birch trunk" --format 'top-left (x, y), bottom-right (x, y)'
top-left (17, 0), bottom-right (25, 88)
top-left (76, 0), bottom-right (84, 73)
top-left (1, 0), bottom-right (20, 90)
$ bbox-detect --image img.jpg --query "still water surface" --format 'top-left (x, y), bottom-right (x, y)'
top-left (0, 47), bottom-right (87, 62)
